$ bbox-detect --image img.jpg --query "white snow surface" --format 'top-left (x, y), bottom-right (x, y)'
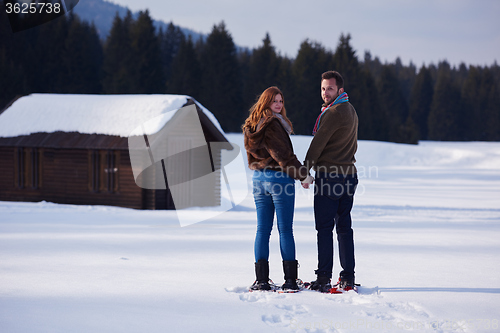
top-left (0, 93), bottom-right (224, 137)
top-left (1, 136), bottom-right (500, 333)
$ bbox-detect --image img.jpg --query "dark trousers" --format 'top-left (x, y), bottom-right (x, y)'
top-left (313, 172), bottom-right (358, 280)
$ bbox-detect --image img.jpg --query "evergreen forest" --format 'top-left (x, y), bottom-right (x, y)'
top-left (1, 6), bottom-right (499, 142)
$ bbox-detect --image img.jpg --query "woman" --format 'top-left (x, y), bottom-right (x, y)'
top-left (243, 86), bottom-right (313, 291)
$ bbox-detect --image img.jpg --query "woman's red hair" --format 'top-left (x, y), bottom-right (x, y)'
top-left (242, 86), bottom-right (293, 133)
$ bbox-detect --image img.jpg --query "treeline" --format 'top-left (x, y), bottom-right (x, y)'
top-left (1, 6), bottom-right (499, 142)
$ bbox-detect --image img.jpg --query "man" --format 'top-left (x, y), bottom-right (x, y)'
top-left (302, 70), bottom-right (359, 292)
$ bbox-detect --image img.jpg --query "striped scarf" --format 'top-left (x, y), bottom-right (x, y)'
top-left (312, 92), bottom-right (349, 135)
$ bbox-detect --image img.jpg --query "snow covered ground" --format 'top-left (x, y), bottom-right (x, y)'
top-left (1, 135), bottom-right (500, 333)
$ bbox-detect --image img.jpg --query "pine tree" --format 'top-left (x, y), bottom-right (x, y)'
top-left (168, 36), bottom-right (202, 99)
top-left (0, 48), bottom-right (26, 109)
top-left (484, 68), bottom-right (500, 141)
top-left (275, 56), bottom-right (294, 112)
top-left (333, 34), bottom-right (384, 141)
top-left (0, 0), bottom-right (14, 61)
top-left (130, 10), bottom-right (164, 93)
top-left (360, 52), bottom-right (388, 140)
top-left (246, 33), bottom-right (280, 102)
top-left (332, 33), bottom-right (368, 112)
top-left (161, 22), bottom-right (184, 91)
top-left (461, 65), bottom-right (483, 140)
top-left (332, 34), bottom-right (362, 93)
top-left (428, 62), bottom-right (462, 140)
top-left (408, 66), bottom-right (433, 140)
top-left (479, 66), bottom-right (500, 141)
top-left (29, 11), bottom-right (69, 92)
top-left (62, 14), bottom-right (103, 93)
top-left (289, 39), bottom-right (331, 135)
top-left (358, 69), bottom-right (384, 140)
top-left (0, 1), bottom-right (27, 109)
top-left (200, 21), bottom-right (242, 132)
top-left (102, 11), bottom-right (135, 93)
top-left (238, 48), bottom-right (252, 112)
top-left (456, 63), bottom-right (469, 89)
top-left (363, 51), bottom-right (383, 79)
top-left (377, 65), bottom-right (410, 142)
top-left (391, 58), bottom-right (416, 106)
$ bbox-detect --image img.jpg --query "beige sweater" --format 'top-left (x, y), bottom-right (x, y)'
top-left (304, 102), bottom-right (358, 175)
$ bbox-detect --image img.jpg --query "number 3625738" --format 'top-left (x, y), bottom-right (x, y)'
top-left (6, 2), bottom-right (62, 14)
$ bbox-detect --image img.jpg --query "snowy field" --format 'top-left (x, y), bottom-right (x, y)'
top-left (1, 134), bottom-right (500, 333)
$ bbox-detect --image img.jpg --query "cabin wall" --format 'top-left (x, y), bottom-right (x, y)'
top-left (0, 144), bottom-right (222, 210)
top-left (0, 147), bottom-right (147, 209)
top-left (0, 147), bottom-right (15, 194)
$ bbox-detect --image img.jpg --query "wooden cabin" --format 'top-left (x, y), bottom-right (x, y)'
top-left (0, 94), bottom-right (229, 210)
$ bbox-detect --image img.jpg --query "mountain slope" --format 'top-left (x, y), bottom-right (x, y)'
top-left (72, 0), bottom-right (204, 41)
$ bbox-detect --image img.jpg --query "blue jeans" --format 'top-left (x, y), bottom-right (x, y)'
top-left (314, 172), bottom-right (358, 280)
top-left (253, 180), bottom-right (296, 262)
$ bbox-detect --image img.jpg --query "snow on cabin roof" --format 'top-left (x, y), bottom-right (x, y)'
top-left (0, 94), bottom-right (224, 138)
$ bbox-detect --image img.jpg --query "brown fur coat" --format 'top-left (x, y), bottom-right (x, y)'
top-left (243, 115), bottom-right (308, 181)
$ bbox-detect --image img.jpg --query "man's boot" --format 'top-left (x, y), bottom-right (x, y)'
top-left (309, 275), bottom-right (332, 292)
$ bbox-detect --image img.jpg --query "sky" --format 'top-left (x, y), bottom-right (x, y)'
top-left (106, 0), bottom-right (500, 68)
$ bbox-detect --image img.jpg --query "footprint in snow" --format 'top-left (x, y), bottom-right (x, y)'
top-left (262, 313), bottom-right (294, 327)
top-left (275, 303), bottom-right (309, 315)
top-left (224, 286), bottom-right (248, 293)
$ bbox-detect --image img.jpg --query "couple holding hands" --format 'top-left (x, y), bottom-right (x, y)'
top-left (243, 70), bottom-right (359, 292)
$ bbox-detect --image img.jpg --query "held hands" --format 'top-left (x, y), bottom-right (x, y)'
top-left (301, 175), bottom-right (314, 189)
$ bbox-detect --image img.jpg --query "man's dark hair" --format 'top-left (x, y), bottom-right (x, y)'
top-left (321, 71), bottom-right (344, 89)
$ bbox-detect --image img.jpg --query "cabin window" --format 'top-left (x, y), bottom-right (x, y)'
top-left (90, 150), bottom-right (100, 192)
top-left (15, 147), bottom-right (25, 188)
top-left (89, 150), bottom-right (119, 193)
top-left (31, 148), bottom-right (40, 189)
top-left (104, 150), bottom-right (118, 193)
top-left (15, 147), bottom-right (41, 189)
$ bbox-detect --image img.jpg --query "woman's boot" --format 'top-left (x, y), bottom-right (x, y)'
top-left (250, 259), bottom-right (272, 291)
top-left (282, 260), bottom-right (299, 290)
